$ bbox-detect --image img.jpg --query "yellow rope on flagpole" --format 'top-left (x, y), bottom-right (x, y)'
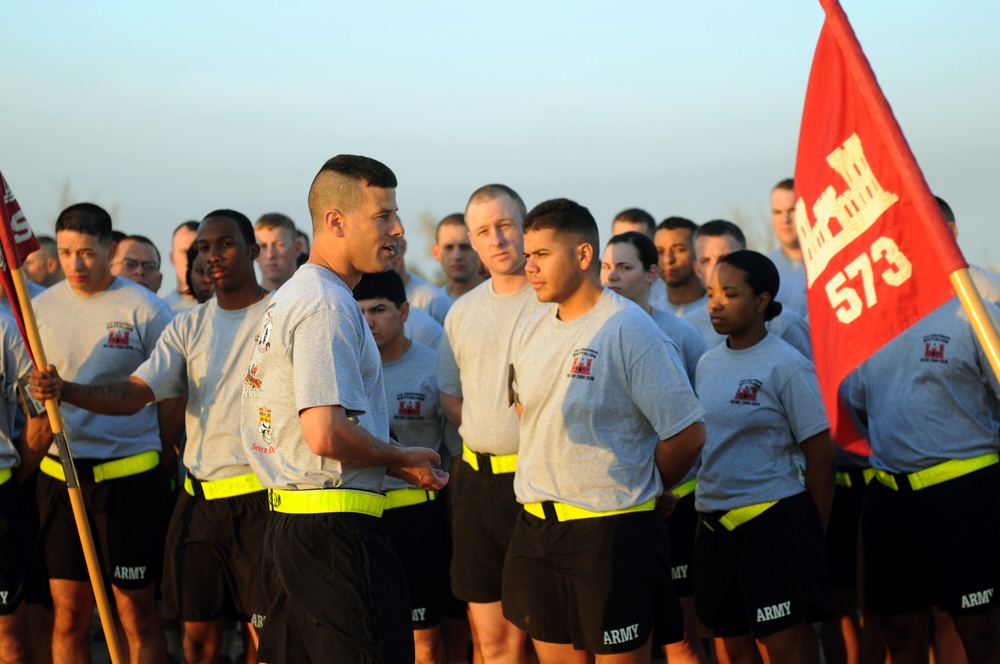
top-left (10, 266), bottom-right (123, 664)
top-left (950, 269), bottom-right (1000, 388)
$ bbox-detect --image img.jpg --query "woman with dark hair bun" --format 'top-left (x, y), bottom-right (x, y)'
top-left (692, 250), bottom-right (836, 663)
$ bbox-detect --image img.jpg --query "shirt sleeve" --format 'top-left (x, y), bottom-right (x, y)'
top-left (133, 316), bottom-right (188, 402)
top-left (437, 318), bottom-right (462, 398)
top-left (292, 309), bottom-right (369, 417)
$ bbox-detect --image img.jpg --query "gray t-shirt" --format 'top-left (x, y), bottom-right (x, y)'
top-left (970, 265), bottom-right (1000, 307)
top-left (406, 273), bottom-right (453, 326)
top-left (648, 276), bottom-right (670, 312)
top-left (848, 296), bottom-right (1000, 474)
top-left (511, 290), bottom-right (705, 512)
top-left (163, 289), bottom-right (199, 317)
top-left (34, 278), bottom-right (172, 460)
top-left (403, 305), bottom-right (442, 350)
top-left (437, 280), bottom-right (546, 455)
top-left (0, 279), bottom-right (45, 318)
top-left (650, 308), bottom-right (708, 384)
top-left (667, 292), bottom-right (708, 318)
top-left (0, 314), bottom-right (33, 471)
top-left (133, 296), bottom-right (272, 481)
top-left (684, 304), bottom-right (812, 359)
top-left (695, 333), bottom-right (829, 513)
top-left (382, 341), bottom-right (460, 491)
top-left (767, 249), bottom-right (809, 321)
top-left (240, 264), bottom-right (388, 491)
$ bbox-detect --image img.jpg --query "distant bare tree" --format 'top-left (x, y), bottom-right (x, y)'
top-left (51, 176), bottom-right (120, 227)
top-left (728, 203), bottom-right (776, 254)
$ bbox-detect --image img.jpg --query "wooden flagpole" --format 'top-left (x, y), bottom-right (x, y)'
top-left (950, 270), bottom-right (1000, 383)
top-left (10, 266), bottom-right (123, 664)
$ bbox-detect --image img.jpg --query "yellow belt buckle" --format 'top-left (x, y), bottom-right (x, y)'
top-left (671, 478), bottom-right (697, 498)
top-left (718, 500), bottom-right (777, 531)
top-left (384, 488), bottom-right (437, 510)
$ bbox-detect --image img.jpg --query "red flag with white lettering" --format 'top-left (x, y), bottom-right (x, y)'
top-left (0, 170), bottom-right (42, 366)
top-left (795, 0), bottom-right (966, 455)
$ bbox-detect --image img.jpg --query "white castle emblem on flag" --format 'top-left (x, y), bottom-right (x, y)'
top-left (795, 133), bottom-right (899, 286)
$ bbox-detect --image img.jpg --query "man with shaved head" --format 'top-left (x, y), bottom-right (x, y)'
top-left (240, 154), bottom-right (448, 663)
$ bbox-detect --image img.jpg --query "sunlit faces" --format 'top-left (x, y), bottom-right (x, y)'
top-left (197, 216), bottom-right (259, 292)
top-left (357, 298), bottom-right (408, 351)
top-left (694, 234), bottom-right (742, 289)
top-left (433, 223), bottom-right (480, 283)
top-left (189, 254), bottom-right (214, 303)
top-left (340, 186), bottom-right (403, 275)
top-left (466, 195), bottom-right (526, 276)
top-left (21, 249), bottom-right (52, 285)
top-left (707, 262), bottom-right (769, 338)
top-left (524, 228), bottom-right (589, 304)
top-left (254, 226), bottom-right (299, 287)
top-left (770, 187), bottom-right (798, 251)
top-left (653, 227), bottom-right (697, 287)
top-left (112, 238), bottom-right (162, 292)
top-left (56, 230), bottom-right (115, 296)
top-left (170, 226), bottom-right (199, 290)
top-left (600, 243), bottom-right (656, 304)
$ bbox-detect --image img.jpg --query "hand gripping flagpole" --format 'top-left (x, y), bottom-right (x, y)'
top-left (818, 0), bottom-right (1000, 385)
top-left (0, 178), bottom-right (123, 664)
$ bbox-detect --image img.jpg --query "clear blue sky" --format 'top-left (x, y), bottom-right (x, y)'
top-left (3, 1), bottom-right (998, 288)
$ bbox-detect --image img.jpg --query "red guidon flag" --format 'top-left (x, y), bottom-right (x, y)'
top-left (795, 0), bottom-right (966, 455)
top-left (0, 170), bottom-right (42, 365)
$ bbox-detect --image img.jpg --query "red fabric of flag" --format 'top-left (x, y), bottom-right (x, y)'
top-left (0, 170), bottom-right (42, 366)
top-left (795, 0), bottom-right (966, 455)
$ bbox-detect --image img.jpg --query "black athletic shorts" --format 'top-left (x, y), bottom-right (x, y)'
top-left (450, 464), bottom-right (520, 604)
top-left (694, 492), bottom-right (832, 639)
top-left (258, 511), bottom-right (413, 664)
top-left (381, 494), bottom-right (452, 629)
top-left (862, 463), bottom-right (1000, 617)
top-left (667, 492), bottom-right (697, 597)
top-left (36, 462), bottom-right (171, 590)
top-left (0, 475), bottom-right (44, 614)
top-left (826, 469), bottom-right (867, 590)
top-left (161, 488), bottom-right (269, 624)
top-left (502, 508), bottom-right (682, 654)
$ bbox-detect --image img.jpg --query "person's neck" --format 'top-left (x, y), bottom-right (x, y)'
top-left (556, 279), bottom-right (604, 322)
top-left (781, 245), bottom-right (803, 262)
top-left (72, 274), bottom-right (115, 298)
top-left (491, 271), bottom-right (529, 295)
top-left (727, 326), bottom-right (768, 351)
top-left (217, 279), bottom-right (266, 311)
top-left (174, 278), bottom-right (193, 299)
top-left (667, 279), bottom-right (705, 306)
top-left (310, 250), bottom-right (361, 289)
top-left (379, 335), bottom-right (411, 364)
top-left (447, 275), bottom-right (484, 299)
top-left (261, 276), bottom-right (286, 291)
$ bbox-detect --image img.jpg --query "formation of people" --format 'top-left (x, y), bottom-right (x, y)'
top-left (0, 154), bottom-right (997, 664)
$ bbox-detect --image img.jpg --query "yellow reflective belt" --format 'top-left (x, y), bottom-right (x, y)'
top-left (384, 488), bottom-right (438, 510)
top-left (40, 450), bottom-right (159, 483)
top-left (718, 500), bottom-right (777, 531)
top-left (523, 497), bottom-right (657, 522)
top-left (184, 472), bottom-right (264, 500)
top-left (672, 478), bottom-right (697, 498)
top-left (462, 443), bottom-right (518, 474)
top-left (267, 488), bottom-right (385, 517)
top-left (0, 467), bottom-right (11, 486)
top-left (837, 468), bottom-right (878, 489)
top-left (875, 453), bottom-right (999, 491)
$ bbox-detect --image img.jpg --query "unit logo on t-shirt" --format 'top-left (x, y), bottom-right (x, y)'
top-left (393, 392), bottom-right (426, 420)
top-left (105, 322), bottom-right (134, 350)
top-left (243, 364), bottom-right (262, 398)
top-left (567, 348), bottom-right (598, 382)
top-left (921, 334), bottom-right (950, 364)
top-left (258, 406), bottom-right (274, 446)
top-left (257, 311), bottom-right (274, 353)
top-left (731, 379), bottom-right (762, 406)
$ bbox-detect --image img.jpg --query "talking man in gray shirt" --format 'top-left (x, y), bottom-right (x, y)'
top-left (504, 198), bottom-right (706, 663)
top-left (238, 155), bottom-right (448, 663)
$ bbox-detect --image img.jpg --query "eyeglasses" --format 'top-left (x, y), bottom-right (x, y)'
top-left (115, 259), bottom-right (160, 272)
